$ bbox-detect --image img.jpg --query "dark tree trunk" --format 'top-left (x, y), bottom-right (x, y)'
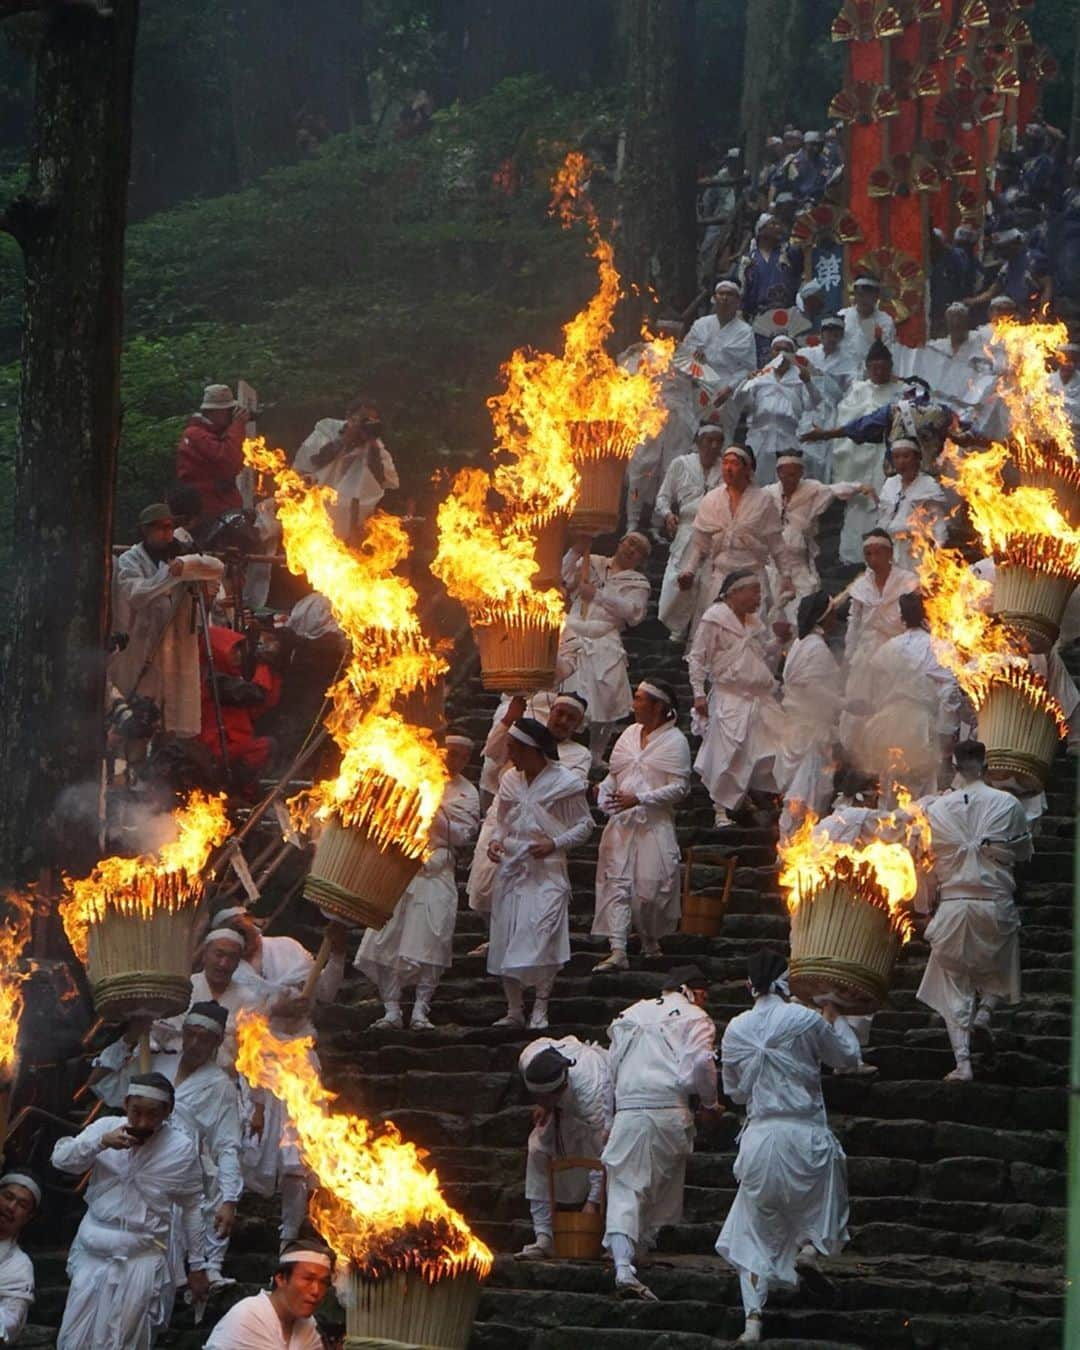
top-left (1071, 3), bottom-right (1080, 158)
top-left (615, 0), bottom-right (697, 342)
top-left (739, 0), bottom-right (804, 182)
top-left (0, 0), bottom-right (139, 883)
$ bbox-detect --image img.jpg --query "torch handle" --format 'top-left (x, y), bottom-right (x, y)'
top-left (579, 541), bottom-right (593, 619)
top-left (300, 933), bottom-right (334, 1003)
top-left (138, 1031), bottom-right (152, 1075)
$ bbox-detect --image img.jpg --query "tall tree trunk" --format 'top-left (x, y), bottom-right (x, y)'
top-left (615, 0), bottom-right (697, 343)
top-left (739, 0), bottom-right (804, 181)
top-left (1071, 2), bottom-right (1080, 158)
top-left (0, 0), bottom-right (139, 883)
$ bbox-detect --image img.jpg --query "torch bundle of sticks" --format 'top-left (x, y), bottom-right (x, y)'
top-left (1011, 440), bottom-right (1080, 527)
top-left (974, 664), bottom-right (1069, 792)
top-left (343, 1237), bottom-right (488, 1350)
top-left (787, 859), bottom-right (907, 1014)
top-left (992, 533), bottom-right (1080, 654)
top-left (567, 419), bottom-right (639, 535)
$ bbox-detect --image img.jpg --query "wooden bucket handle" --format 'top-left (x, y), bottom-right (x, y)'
top-left (548, 1154), bottom-right (606, 1211)
top-left (682, 847), bottom-right (739, 909)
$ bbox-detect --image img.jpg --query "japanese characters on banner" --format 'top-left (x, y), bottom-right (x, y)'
top-left (827, 0), bottom-right (1054, 344)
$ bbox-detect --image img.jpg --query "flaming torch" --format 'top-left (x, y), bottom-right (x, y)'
top-left (0, 894), bottom-right (33, 1141)
top-left (243, 438), bottom-right (448, 929)
top-left (779, 815), bottom-right (920, 1013)
top-left (237, 1013), bottom-right (491, 1349)
top-left (59, 793), bottom-right (230, 1020)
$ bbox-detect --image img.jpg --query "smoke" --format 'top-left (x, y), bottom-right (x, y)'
top-left (52, 780), bottom-right (183, 861)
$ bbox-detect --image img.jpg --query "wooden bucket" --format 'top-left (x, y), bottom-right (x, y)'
top-left (87, 905), bottom-right (196, 1020)
top-left (304, 816), bottom-right (421, 930)
top-left (569, 455), bottom-right (628, 537)
top-left (992, 560), bottom-right (1078, 654)
top-left (788, 877), bottom-right (901, 1015)
top-left (550, 1155), bottom-right (605, 1260)
top-left (472, 614), bottom-right (560, 693)
top-left (344, 1267), bottom-right (484, 1350)
top-left (679, 848), bottom-right (737, 937)
top-left (978, 677), bottom-right (1061, 793)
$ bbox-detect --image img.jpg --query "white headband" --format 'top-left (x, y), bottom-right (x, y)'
top-left (723, 446), bottom-right (752, 464)
top-left (280, 1249), bottom-right (333, 1269)
top-left (444, 735), bottom-right (473, 749)
top-left (125, 1084), bottom-right (172, 1105)
top-left (184, 1012), bottom-right (225, 1037)
top-left (776, 454), bottom-right (804, 468)
top-left (204, 928), bottom-right (245, 948)
top-left (891, 438), bottom-right (920, 453)
top-left (212, 906), bottom-right (248, 924)
top-left (508, 726), bottom-right (541, 750)
top-left (551, 694), bottom-right (586, 714)
top-left (0, 1173), bottom-right (40, 1206)
top-left (637, 681), bottom-right (673, 705)
top-left (723, 574), bottom-right (760, 597)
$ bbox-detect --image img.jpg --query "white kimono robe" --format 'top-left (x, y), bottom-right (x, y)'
top-left (730, 362), bottom-right (820, 485)
top-left (157, 971), bottom-right (274, 1075)
top-left (356, 774), bottom-right (480, 981)
top-left (774, 631), bottom-right (843, 834)
top-left (293, 418), bottom-right (398, 539)
top-left (486, 762), bottom-right (594, 987)
top-left (469, 735), bottom-right (589, 916)
top-left (53, 1117), bottom-right (206, 1350)
top-left (559, 552), bottom-right (650, 725)
top-left (109, 545), bottom-right (225, 736)
top-left (601, 991), bottom-right (717, 1246)
top-left (520, 1036), bottom-right (613, 1206)
top-left (624, 367), bottom-right (703, 520)
top-left (796, 344), bottom-right (860, 481)
top-left (764, 477), bottom-right (863, 613)
top-left (655, 452), bottom-right (723, 638)
top-left (858, 628), bottom-right (962, 797)
top-left (831, 377), bottom-right (906, 562)
top-left (688, 603), bottom-right (784, 812)
top-left (842, 565), bottom-right (919, 738)
top-left (917, 781), bottom-right (1033, 1026)
top-left (592, 722), bottom-right (691, 943)
top-left (874, 472), bottom-right (948, 571)
top-left (837, 305), bottom-right (897, 363)
top-left (205, 1290), bottom-right (322, 1349)
top-left (0, 1241), bottom-right (33, 1345)
top-left (716, 996), bottom-right (858, 1301)
top-left (682, 484), bottom-right (787, 633)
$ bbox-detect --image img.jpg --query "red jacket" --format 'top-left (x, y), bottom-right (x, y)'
top-left (199, 627), bottom-right (281, 773)
top-left (176, 415), bottom-right (245, 520)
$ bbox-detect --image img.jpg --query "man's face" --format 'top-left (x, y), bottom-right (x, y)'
top-left (444, 744), bottom-right (470, 777)
top-left (142, 521), bottom-right (175, 551)
top-left (508, 739), bottom-right (543, 774)
top-left (1061, 357), bottom-right (1077, 381)
top-left (204, 407), bottom-right (233, 431)
top-left (821, 327), bottom-right (841, 354)
top-left (545, 704), bottom-right (583, 743)
top-left (783, 134), bottom-right (801, 155)
top-left (181, 1023), bottom-right (222, 1069)
top-left (275, 1263), bottom-right (333, 1319)
top-left (892, 446), bottom-right (919, 479)
top-left (0, 1185), bottom-right (35, 1241)
top-left (722, 453), bottom-right (751, 489)
top-left (803, 292), bottom-right (824, 319)
top-left (866, 357), bottom-right (893, 385)
top-left (124, 1095), bottom-right (171, 1141)
top-left (713, 290), bottom-right (739, 322)
top-left (728, 581), bottom-right (762, 616)
top-left (863, 540), bottom-right (893, 573)
top-left (615, 535), bottom-right (649, 570)
top-left (760, 221), bottom-right (782, 249)
top-left (203, 938), bottom-right (241, 989)
top-left (698, 433), bottom-right (724, 468)
top-left (776, 462), bottom-right (803, 495)
top-left (632, 686), bottom-right (660, 723)
top-left (854, 288), bottom-right (877, 316)
top-left (946, 311), bottom-right (970, 342)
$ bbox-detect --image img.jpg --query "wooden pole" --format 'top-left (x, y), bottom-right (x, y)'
top-left (138, 1030), bottom-right (151, 1074)
top-left (300, 933), bottom-right (334, 1002)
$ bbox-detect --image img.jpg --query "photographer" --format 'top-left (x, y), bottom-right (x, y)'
top-left (293, 396), bottom-right (398, 541)
top-left (109, 504), bottom-right (224, 739)
top-left (176, 384), bottom-right (249, 524)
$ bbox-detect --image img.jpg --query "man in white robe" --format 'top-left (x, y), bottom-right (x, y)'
top-left (917, 741), bottom-right (1033, 1082)
top-left (801, 342), bottom-right (906, 562)
top-left (561, 533), bottom-right (651, 767)
top-left (927, 302), bottom-right (992, 372)
top-left (842, 530), bottom-right (919, 745)
top-left (592, 681), bottom-right (690, 969)
top-left (677, 445), bottom-right (791, 636)
top-left (0, 1172), bottom-right (39, 1345)
top-left (728, 336), bottom-right (821, 485)
top-left (837, 276), bottom-right (897, 364)
top-left (680, 280), bottom-right (757, 403)
top-left (717, 950), bottom-right (859, 1345)
top-left (109, 504), bottom-right (225, 737)
top-left (688, 571), bottom-right (785, 828)
top-left (357, 735), bottom-right (480, 1028)
top-left (204, 1240), bottom-right (332, 1349)
top-left (91, 1002), bottom-right (243, 1289)
top-left (293, 398), bottom-right (398, 542)
top-left (486, 718), bottom-right (594, 1029)
top-left (655, 425), bottom-right (724, 641)
top-left (796, 316), bottom-right (859, 480)
top-left (515, 1039), bottom-right (613, 1259)
top-left (873, 439), bottom-right (948, 571)
top-left (624, 361), bottom-right (704, 526)
top-left (602, 968), bottom-right (721, 1301)
top-left (53, 1073), bottom-right (210, 1349)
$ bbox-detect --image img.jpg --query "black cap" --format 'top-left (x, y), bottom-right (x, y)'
top-left (663, 964), bottom-right (709, 992)
top-left (521, 1047), bottom-right (574, 1093)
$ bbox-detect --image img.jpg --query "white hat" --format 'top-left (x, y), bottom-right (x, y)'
top-left (852, 276), bottom-right (880, 290)
top-left (755, 213), bottom-right (778, 235)
top-left (993, 228), bottom-right (1023, 246)
top-left (945, 301), bottom-right (970, 317)
top-left (954, 224), bottom-right (978, 243)
top-left (798, 280), bottom-right (824, 300)
top-left (714, 279), bottom-right (741, 296)
top-left (804, 130), bottom-right (823, 145)
top-left (201, 384), bottom-right (237, 411)
top-left (770, 335), bottom-right (796, 352)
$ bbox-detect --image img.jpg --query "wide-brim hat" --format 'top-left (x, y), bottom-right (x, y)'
top-left (201, 383), bottom-right (237, 411)
top-left (139, 503), bottom-right (173, 528)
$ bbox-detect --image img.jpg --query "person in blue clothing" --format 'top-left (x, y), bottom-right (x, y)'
top-left (740, 215), bottom-right (803, 362)
top-left (970, 228), bottom-right (1052, 319)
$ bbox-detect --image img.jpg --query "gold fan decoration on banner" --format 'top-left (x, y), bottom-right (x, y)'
top-left (923, 140), bottom-right (978, 181)
top-left (831, 0), bottom-right (904, 42)
top-left (829, 82), bottom-right (901, 125)
top-left (897, 0), bottom-right (942, 19)
top-left (892, 59), bottom-right (941, 101)
top-left (975, 50), bottom-right (1021, 96)
top-left (958, 0), bottom-right (991, 26)
top-left (790, 204), bottom-right (864, 249)
top-left (855, 248), bottom-right (925, 326)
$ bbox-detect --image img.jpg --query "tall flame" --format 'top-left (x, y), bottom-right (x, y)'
top-left (0, 893), bottom-right (33, 1080)
top-left (243, 438), bottom-right (447, 848)
top-left (992, 317), bottom-right (1074, 457)
top-left (59, 793), bottom-right (230, 964)
top-left (236, 1012), bottom-right (492, 1280)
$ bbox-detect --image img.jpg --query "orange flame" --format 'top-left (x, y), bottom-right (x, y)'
top-left (243, 438), bottom-right (447, 849)
top-left (236, 1012), bottom-right (492, 1280)
top-left (992, 317), bottom-right (1074, 457)
top-left (0, 894), bottom-right (33, 1079)
top-left (59, 793), bottom-right (230, 965)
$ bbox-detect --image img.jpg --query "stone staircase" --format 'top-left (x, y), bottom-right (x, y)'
top-left (21, 524), bottom-right (1072, 1347)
